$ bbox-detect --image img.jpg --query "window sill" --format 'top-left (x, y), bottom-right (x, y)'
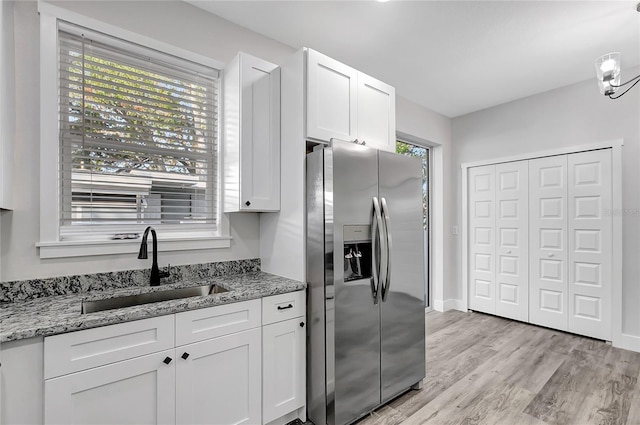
top-left (36, 236), bottom-right (232, 259)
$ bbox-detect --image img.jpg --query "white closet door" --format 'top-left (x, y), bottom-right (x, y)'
top-left (495, 161), bottom-right (529, 322)
top-left (529, 155), bottom-right (568, 330)
top-left (568, 149), bottom-right (612, 340)
top-left (468, 165), bottom-right (496, 314)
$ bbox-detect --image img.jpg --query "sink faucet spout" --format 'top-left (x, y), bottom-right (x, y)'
top-left (138, 226), bottom-right (161, 286)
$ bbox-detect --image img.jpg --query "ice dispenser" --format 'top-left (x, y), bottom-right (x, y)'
top-left (343, 225), bottom-right (372, 282)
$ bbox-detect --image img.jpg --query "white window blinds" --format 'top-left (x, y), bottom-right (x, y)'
top-left (58, 24), bottom-right (219, 238)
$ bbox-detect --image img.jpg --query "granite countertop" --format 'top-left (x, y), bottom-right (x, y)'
top-left (0, 272), bottom-right (306, 343)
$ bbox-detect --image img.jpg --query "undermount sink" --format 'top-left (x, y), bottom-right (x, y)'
top-left (81, 284), bottom-right (229, 314)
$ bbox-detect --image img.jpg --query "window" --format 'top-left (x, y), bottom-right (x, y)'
top-left (396, 140), bottom-right (430, 308)
top-left (57, 23), bottom-right (219, 240)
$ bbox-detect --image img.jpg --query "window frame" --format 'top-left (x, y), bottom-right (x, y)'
top-left (37, 2), bottom-right (230, 259)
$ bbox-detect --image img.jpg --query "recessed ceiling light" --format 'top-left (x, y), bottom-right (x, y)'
top-left (377, 0), bottom-right (390, 3)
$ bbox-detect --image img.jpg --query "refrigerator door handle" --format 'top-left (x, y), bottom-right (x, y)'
top-left (381, 197), bottom-right (392, 302)
top-left (372, 197), bottom-right (385, 304)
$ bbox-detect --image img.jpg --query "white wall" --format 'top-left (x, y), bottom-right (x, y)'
top-left (0, 0), bottom-right (297, 282)
top-left (451, 71), bottom-right (640, 337)
top-left (396, 97), bottom-right (453, 309)
top-left (1, 1), bottom-right (451, 284)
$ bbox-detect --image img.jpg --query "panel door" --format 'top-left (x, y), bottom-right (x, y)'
top-left (45, 349), bottom-right (176, 425)
top-left (306, 49), bottom-right (358, 143)
top-left (495, 161), bottom-right (529, 322)
top-left (567, 149), bottom-right (612, 340)
top-left (240, 53), bottom-right (281, 211)
top-left (176, 328), bottom-right (261, 425)
top-left (529, 155), bottom-right (568, 330)
top-left (379, 151), bottom-right (425, 402)
top-left (357, 72), bottom-right (395, 152)
top-left (330, 141), bottom-right (381, 425)
top-left (262, 318), bottom-right (306, 424)
top-left (468, 165), bottom-right (496, 314)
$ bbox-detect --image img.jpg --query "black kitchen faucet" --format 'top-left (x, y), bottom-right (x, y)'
top-left (138, 226), bottom-right (170, 286)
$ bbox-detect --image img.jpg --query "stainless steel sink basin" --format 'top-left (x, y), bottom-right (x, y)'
top-left (81, 284), bottom-right (228, 314)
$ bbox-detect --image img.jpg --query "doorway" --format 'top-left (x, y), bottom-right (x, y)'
top-left (396, 140), bottom-right (431, 309)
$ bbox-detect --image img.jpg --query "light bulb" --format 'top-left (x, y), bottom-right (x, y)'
top-left (595, 52), bottom-right (621, 91)
top-left (600, 59), bottom-right (616, 74)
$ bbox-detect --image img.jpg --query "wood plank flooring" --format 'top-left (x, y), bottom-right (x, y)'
top-left (354, 310), bottom-right (640, 425)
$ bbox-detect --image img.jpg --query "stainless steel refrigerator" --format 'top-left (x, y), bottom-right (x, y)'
top-left (306, 140), bottom-right (426, 425)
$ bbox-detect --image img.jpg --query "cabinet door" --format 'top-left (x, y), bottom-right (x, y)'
top-left (306, 49), bottom-right (357, 143)
top-left (44, 349), bottom-right (176, 425)
top-left (224, 52), bottom-right (280, 212)
top-left (240, 54), bottom-right (281, 211)
top-left (567, 149), bottom-right (612, 340)
top-left (262, 318), bottom-right (305, 424)
top-left (529, 155), bottom-right (568, 331)
top-left (357, 72), bottom-right (395, 152)
top-left (495, 161), bottom-right (529, 322)
top-left (468, 165), bottom-right (496, 314)
top-left (176, 328), bottom-right (261, 425)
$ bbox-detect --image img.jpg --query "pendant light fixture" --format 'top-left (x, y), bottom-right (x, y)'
top-left (595, 3), bottom-right (640, 99)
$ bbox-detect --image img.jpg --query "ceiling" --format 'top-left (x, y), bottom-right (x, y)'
top-left (188, 1), bottom-right (640, 118)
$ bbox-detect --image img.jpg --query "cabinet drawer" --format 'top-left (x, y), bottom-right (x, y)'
top-left (175, 299), bottom-right (261, 346)
top-left (44, 315), bottom-right (174, 379)
top-left (262, 291), bottom-right (305, 325)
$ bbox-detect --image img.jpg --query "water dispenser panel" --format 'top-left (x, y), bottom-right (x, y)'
top-left (343, 225), bottom-right (372, 282)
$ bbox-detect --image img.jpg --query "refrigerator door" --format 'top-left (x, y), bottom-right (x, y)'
top-left (331, 141), bottom-right (382, 425)
top-left (378, 151), bottom-right (426, 402)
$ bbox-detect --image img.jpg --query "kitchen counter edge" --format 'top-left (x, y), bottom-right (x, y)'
top-left (0, 271), bottom-right (306, 343)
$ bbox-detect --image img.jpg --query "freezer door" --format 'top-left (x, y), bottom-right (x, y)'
top-left (378, 151), bottom-right (426, 402)
top-left (331, 141), bottom-right (382, 425)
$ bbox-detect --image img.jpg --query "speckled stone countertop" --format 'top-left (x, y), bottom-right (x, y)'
top-left (0, 272), bottom-right (305, 343)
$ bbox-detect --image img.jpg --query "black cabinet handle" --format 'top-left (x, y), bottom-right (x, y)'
top-left (163, 356), bottom-right (172, 365)
top-left (277, 304), bottom-right (293, 310)
top-left (300, 322), bottom-right (305, 327)
top-left (245, 201), bottom-right (251, 206)
top-left (181, 352), bottom-right (190, 360)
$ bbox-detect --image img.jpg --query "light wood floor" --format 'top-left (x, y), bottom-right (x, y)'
top-left (356, 310), bottom-right (640, 425)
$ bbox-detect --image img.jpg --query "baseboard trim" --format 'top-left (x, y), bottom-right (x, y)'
top-left (613, 333), bottom-right (640, 353)
top-left (433, 299), bottom-right (444, 312)
top-left (434, 299), bottom-right (466, 312)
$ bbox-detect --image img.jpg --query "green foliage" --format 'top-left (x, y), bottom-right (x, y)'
top-left (396, 141), bottom-right (429, 230)
top-left (63, 50), bottom-right (212, 176)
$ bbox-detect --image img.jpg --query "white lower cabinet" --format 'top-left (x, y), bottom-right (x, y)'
top-left (43, 292), bottom-right (306, 425)
top-left (262, 291), bottom-right (306, 425)
top-left (176, 328), bottom-right (262, 425)
top-left (262, 318), bottom-right (305, 424)
top-left (45, 349), bottom-right (176, 425)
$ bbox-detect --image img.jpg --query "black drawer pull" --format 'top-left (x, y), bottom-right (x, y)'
top-left (163, 356), bottom-right (172, 365)
top-left (181, 352), bottom-right (190, 360)
top-left (277, 304), bottom-right (293, 310)
top-left (300, 322), bottom-right (305, 327)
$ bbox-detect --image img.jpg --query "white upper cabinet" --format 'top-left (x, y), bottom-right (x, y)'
top-left (306, 49), bottom-right (358, 144)
top-left (224, 52), bottom-right (281, 212)
top-left (356, 73), bottom-right (396, 152)
top-left (306, 49), bottom-right (396, 152)
top-left (0, 0), bottom-right (15, 210)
